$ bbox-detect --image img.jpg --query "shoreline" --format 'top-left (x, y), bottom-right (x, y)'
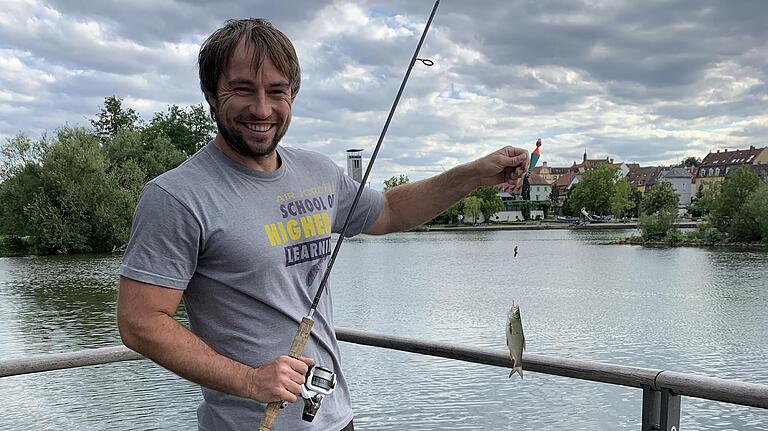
top-left (415, 221), bottom-right (700, 232)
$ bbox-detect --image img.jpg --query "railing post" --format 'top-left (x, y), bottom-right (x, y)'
top-left (642, 386), bottom-right (681, 431)
top-left (642, 386), bottom-right (661, 430)
top-left (660, 389), bottom-right (681, 431)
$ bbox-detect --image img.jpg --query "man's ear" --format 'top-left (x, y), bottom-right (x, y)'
top-left (205, 95), bottom-right (218, 120)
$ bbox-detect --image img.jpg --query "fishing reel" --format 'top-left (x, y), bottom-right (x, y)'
top-left (300, 365), bottom-right (337, 422)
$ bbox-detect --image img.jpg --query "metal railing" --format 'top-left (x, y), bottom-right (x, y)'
top-left (2, 327), bottom-right (767, 430)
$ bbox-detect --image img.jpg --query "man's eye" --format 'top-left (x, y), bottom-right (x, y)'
top-left (234, 87), bottom-right (251, 92)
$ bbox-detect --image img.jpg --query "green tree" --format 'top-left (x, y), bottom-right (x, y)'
top-left (688, 182), bottom-right (720, 217)
top-left (25, 127), bottom-right (136, 254)
top-left (567, 165), bottom-right (617, 215)
top-left (1, 133), bottom-right (49, 180)
top-left (462, 196), bottom-right (482, 225)
top-left (743, 183), bottom-right (768, 243)
top-left (710, 166), bottom-right (761, 241)
top-left (681, 156), bottom-right (702, 167)
top-left (90, 96), bottom-right (141, 141)
top-left (610, 177), bottom-right (635, 219)
top-left (638, 210), bottom-right (679, 241)
top-left (549, 186), bottom-right (560, 216)
top-left (383, 174), bottom-right (409, 191)
top-left (0, 163), bottom-right (43, 237)
top-left (470, 186), bottom-right (503, 223)
top-left (641, 181), bottom-right (679, 215)
top-left (141, 104), bottom-right (216, 156)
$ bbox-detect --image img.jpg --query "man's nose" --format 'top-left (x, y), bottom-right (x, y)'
top-left (248, 90), bottom-right (271, 119)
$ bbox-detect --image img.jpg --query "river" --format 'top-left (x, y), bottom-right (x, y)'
top-left (1, 229), bottom-right (767, 430)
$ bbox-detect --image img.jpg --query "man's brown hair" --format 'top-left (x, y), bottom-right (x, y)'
top-left (198, 18), bottom-right (301, 119)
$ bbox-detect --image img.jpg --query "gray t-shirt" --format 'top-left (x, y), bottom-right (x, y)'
top-left (120, 142), bottom-right (384, 431)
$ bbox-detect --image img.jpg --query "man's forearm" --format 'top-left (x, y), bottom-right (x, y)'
top-left (121, 312), bottom-right (252, 398)
top-left (378, 162), bottom-right (478, 233)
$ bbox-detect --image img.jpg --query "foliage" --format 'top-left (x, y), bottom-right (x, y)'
top-left (90, 96), bottom-right (141, 141)
top-left (638, 210), bottom-right (679, 241)
top-left (711, 166), bottom-right (761, 241)
top-left (549, 186), bottom-right (560, 216)
top-left (681, 156), bottom-right (702, 167)
top-left (383, 174), bottom-right (409, 192)
top-left (470, 186), bottom-right (503, 223)
top-left (741, 182), bottom-right (768, 243)
top-left (641, 181), bottom-right (679, 215)
top-left (0, 96), bottom-right (216, 255)
top-left (567, 164), bottom-right (617, 215)
top-left (688, 182), bottom-right (721, 218)
top-left (462, 196), bottom-right (482, 224)
top-left (610, 177), bottom-right (635, 219)
top-left (141, 104), bottom-right (216, 156)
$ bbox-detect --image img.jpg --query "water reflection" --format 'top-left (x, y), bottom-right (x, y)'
top-left (2, 230), bottom-right (768, 430)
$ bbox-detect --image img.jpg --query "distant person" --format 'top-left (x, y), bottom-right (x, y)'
top-left (116, 18), bottom-right (530, 431)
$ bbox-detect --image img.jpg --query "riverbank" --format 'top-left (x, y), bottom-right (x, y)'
top-left (415, 221), bottom-right (700, 232)
top-left (612, 235), bottom-right (768, 250)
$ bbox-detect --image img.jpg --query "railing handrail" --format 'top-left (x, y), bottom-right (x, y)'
top-left (1, 327), bottom-right (767, 410)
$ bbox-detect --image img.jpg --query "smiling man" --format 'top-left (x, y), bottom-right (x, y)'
top-left (117, 18), bottom-right (529, 431)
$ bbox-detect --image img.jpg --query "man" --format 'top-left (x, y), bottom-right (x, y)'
top-left (117, 18), bottom-right (529, 431)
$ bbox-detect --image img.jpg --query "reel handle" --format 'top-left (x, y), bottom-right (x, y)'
top-left (258, 316), bottom-right (314, 431)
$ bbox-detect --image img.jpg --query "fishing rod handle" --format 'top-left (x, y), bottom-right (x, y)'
top-left (258, 316), bottom-right (314, 431)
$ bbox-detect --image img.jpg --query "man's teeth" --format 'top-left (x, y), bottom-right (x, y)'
top-left (244, 123), bottom-right (271, 132)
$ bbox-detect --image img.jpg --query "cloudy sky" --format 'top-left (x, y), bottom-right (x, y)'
top-left (1, 0), bottom-right (767, 186)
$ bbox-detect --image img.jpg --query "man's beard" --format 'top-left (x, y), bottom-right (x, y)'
top-left (215, 114), bottom-right (286, 158)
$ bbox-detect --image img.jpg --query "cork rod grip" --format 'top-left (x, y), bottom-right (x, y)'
top-left (258, 316), bottom-right (314, 431)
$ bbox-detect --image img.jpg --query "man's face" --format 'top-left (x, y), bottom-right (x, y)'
top-left (213, 40), bottom-right (292, 158)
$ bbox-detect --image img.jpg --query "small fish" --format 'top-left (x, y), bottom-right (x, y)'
top-left (513, 246), bottom-right (518, 257)
top-left (505, 302), bottom-right (526, 378)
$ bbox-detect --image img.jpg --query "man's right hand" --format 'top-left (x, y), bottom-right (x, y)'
top-left (247, 356), bottom-right (315, 403)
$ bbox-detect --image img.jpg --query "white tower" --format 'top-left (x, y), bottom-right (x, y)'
top-left (346, 149), bottom-right (363, 183)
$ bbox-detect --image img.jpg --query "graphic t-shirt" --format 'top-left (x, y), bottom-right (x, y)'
top-left (120, 142), bottom-right (384, 431)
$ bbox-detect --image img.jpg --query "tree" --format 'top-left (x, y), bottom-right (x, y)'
top-left (549, 186), bottom-right (560, 216)
top-left (470, 186), bottom-right (503, 223)
top-left (610, 177), bottom-right (635, 219)
top-left (688, 182), bottom-right (720, 217)
top-left (90, 96), bottom-right (141, 141)
top-left (639, 210), bottom-right (679, 241)
top-left (383, 174), bottom-right (409, 191)
top-left (641, 181), bottom-right (679, 215)
top-left (711, 166), bottom-right (762, 241)
top-left (567, 164), bottom-right (617, 215)
top-left (462, 196), bottom-right (482, 225)
top-left (743, 183), bottom-right (768, 243)
top-left (141, 104), bottom-right (216, 156)
top-left (1, 133), bottom-right (49, 180)
top-left (681, 157), bottom-right (702, 168)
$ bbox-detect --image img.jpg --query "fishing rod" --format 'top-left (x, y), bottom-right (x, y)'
top-left (258, 1), bottom-right (441, 429)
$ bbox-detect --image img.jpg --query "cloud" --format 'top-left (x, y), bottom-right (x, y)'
top-left (1, 0), bottom-right (767, 187)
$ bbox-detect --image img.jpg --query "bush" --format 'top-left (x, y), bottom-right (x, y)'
top-left (665, 229), bottom-right (685, 246)
top-left (639, 210), bottom-right (678, 241)
top-left (0, 235), bottom-right (34, 256)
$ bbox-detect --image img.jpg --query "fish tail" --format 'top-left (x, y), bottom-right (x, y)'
top-left (508, 365), bottom-right (523, 379)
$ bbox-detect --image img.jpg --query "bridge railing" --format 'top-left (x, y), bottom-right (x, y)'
top-left (2, 327), bottom-right (767, 431)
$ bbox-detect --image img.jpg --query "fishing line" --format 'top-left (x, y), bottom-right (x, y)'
top-left (308, 0), bottom-right (441, 318)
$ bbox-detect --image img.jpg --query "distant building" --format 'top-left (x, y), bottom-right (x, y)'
top-left (627, 166), bottom-right (663, 193)
top-left (528, 173), bottom-right (552, 202)
top-left (346, 149), bottom-right (363, 182)
top-left (657, 167), bottom-right (694, 208)
top-left (694, 146), bottom-right (768, 191)
top-left (533, 162), bottom-right (570, 184)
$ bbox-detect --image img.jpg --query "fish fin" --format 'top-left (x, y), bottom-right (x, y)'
top-left (510, 366), bottom-right (523, 379)
top-left (523, 338), bottom-right (526, 351)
